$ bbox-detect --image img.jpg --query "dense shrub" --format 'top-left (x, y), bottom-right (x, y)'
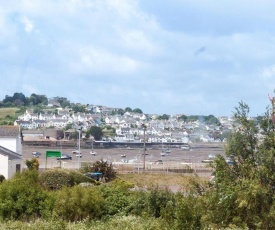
top-left (25, 158), bottom-right (39, 170)
top-left (173, 194), bottom-right (202, 230)
top-left (39, 169), bottom-right (73, 190)
top-left (82, 160), bottom-right (117, 182)
top-left (0, 170), bottom-right (48, 220)
top-left (68, 170), bottom-right (99, 186)
top-left (39, 169), bottom-right (98, 191)
top-left (52, 186), bottom-right (104, 221)
top-left (98, 179), bottom-right (134, 216)
top-left (130, 185), bottom-right (176, 219)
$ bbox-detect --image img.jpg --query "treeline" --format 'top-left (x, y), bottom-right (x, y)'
top-left (0, 92), bottom-right (69, 108)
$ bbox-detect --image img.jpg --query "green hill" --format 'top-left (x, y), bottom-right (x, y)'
top-left (0, 107), bottom-right (24, 125)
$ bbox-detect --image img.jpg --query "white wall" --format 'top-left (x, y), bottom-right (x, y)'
top-left (8, 159), bottom-right (22, 179)
top-left (0, 138), bottom-right (17, 152)
top-left (0, 136), bottom-right (22, 155)
top-left (0, 155), bottom-right (9, 179)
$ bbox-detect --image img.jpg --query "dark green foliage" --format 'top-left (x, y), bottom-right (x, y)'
top-left (69, 170), bottom-right (99, 185)
top-left (125, 107), bottom-right (132, 112)
top-left (39, 169), bottom-right (97, 191)
top-left (52, 186), bottom-right (104, 221)
top-left (133, 108), bottom-right (143, 114)
top-left (157, 114), bottom-right (170, 120)
top-left (99, 179), bottom-right (134, 216)
top-left (29, 93), bottom-right (48, 106)
top-left (0, 170), bottom-right (48, 221)
top-left (145, 186), bottom-right (175, 218)
top-left (130, 186), bottom-right (175, 218)
top-left (178, 114), bottom-right (187, 122)
top-left (0, 175), bottom-right (5, 183)
top-left (54, 96), bottom-right (71, 108)
top-left (39, 169), bottom-right (73, 190)
top-left (71, 103), bottom-right (86, 113)
top-left (173, 194), bottom-right (202, 230)
top-left (25, 158), bottom-right (39, 170)
top-left (86, 126), bottom-right (103, 140)
top-left (202, 101), bottom-right (275, 229)
top-left (83, 160), bottom-right (117, 182)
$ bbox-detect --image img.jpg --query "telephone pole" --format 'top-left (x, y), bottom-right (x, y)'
top-left (141, 123), bottom-right (147, 172)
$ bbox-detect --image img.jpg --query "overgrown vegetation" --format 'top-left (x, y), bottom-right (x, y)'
top-left (2, 99), bottom-right (275, 228)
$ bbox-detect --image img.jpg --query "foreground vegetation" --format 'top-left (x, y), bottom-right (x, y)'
top-left (1, 101), bottom-right (275, 229)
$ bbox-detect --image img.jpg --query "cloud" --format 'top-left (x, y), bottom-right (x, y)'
top-left (20, 15), bottom-right (34, 32)
top-left (0, 0), bottom-right (275, 116)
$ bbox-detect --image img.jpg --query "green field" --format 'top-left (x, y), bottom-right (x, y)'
top-left (0, 107), bottom-right (20, 119)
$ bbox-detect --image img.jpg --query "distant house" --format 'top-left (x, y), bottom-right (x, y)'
top-left (0, 126), bottom-right (22, 179)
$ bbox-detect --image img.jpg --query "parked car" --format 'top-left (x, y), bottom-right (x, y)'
top-left (57, 154), bottom-right (72, 160)
top-left (72, 150), bottom-right (81, 154)
top-left (153, 159), bottom-right (163, 164)
top-left (32, 151), bottom-right (41, 158)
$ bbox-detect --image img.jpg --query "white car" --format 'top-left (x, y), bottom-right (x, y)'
top-left (72, 150), bottom-right (81, 154)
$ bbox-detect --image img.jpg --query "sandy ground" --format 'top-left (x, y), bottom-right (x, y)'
top-left (22, 142), bottom-right (225, 177)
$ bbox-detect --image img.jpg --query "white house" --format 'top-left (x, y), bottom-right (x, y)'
top-left (0, 126), bottom-right (22, 155)
top-left (0, 146), bottom-right (22, 179)
top-left (0, 126), bottom-right (22, 179)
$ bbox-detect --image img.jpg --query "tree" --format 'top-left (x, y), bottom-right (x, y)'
top-left (29, 94), bottom-right (48, 106)
top-left (125, 107), bottom-right (132, 112)
top-left (205, 115), bottom-right (220, 125)
top-left (87, 160), bottom-right (117, 182)
top-left (117, 108), bottom-right (125, 115)
top-left (87, 126), bottom-right (103, 141)
top-left (54, 96), bottom-right (71, 108)
top-left (25, 158), bottom-right (39, 170)
top-left (178, 114), bottom-right (187, 122)
top-left (133, 108), bottom-right (143, 114)
top-left (157, 114), bottom-right (170, 120)
top-left (71, 103), bottom-right (86, 113)
top-left (203, 101), bottom-right (275, 229)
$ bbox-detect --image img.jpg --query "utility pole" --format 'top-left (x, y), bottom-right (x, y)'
top-left (142, 123), bottom-right (147, 172)
top-left (77, 127), bottom-right (82, 170)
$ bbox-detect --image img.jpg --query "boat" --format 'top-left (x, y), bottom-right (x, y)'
top-left (165, 149), bottom-right (171, 155)
top-left (90, 150), bottom-right (97, 155)
top-left (181, 144), bottom-right (190, 150)
top-left (121, 154), bottom-right (126, 158)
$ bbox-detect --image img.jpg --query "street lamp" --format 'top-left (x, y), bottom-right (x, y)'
top-left (141, 123), bottom-right (147, 172)
top-left (77, 127), bottom-right (82, 170)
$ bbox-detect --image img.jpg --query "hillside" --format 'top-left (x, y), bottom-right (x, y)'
top-left (0, 107), bottom-right (23, 125)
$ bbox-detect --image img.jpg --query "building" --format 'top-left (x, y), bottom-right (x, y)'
top-left (0, 126), bottom-right (22, 179)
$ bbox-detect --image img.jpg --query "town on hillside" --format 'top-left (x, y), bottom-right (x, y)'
top-left (14, 103), bottom-right (234, 144)
top-left (1, 93), bottom-right (264, 144)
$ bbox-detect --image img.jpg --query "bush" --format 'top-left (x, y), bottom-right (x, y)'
top-left (39, 169), bottom-right (99, 191)
top-left (25, 158), bottom-right (39, 170)
top-left (0, 175), bottom-right (5, 183)
top-left (0, 170), bottom-right (48, 220)
top-left (69, 170), bottom-right (99, 186)
top-left (99, 179), bottom-right (134, 216)
top-left (39, 169), bottom-right (73, 190)
top-left (52, 186), bottom-right (104, 221)
top-left (82, 160), bottom-right (117, 182)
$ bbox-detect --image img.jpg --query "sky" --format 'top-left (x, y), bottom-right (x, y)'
top-left (0, 0), bottom-right (275, 117)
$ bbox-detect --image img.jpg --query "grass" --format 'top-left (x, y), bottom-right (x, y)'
top-left (0, 107), bottom-right (20, 119)
top-left (0, 216), bottom-right (167, 230)
top-left (118, 173), bottom-right (204, 189)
